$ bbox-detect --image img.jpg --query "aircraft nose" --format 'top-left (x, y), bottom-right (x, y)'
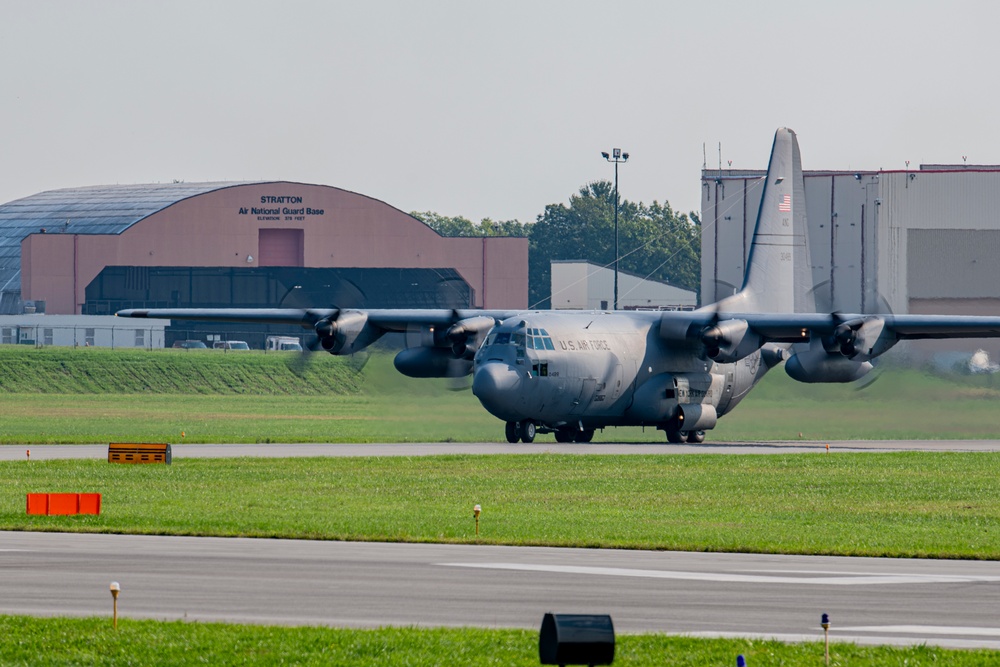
top-left (472, 362), bottom-right (521, 407)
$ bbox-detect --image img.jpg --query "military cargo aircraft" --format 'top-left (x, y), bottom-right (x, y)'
top-left (118, 128), bottom-right (1000, 444)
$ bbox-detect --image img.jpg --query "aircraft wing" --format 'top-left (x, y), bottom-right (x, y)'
top-left (116, 307), bottom-right (522, 356)
top-left (737, 313), bottom-right (1000, 341)
top-left (660, 309), bottom-right (1000, 365)
top-left (116, 307), bottom-right (521, 331)
top-left (116, 308), bottom-right (329, 327)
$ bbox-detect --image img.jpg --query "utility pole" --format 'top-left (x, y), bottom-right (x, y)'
top-left (601, 148), bottom-right (629, 309)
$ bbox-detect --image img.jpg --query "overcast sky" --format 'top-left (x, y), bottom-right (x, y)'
top-left (3, 1), bottom-right (998, 223)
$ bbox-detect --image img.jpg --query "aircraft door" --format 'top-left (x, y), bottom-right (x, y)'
top-left (570, 378), bottom-right (597, 414)
top-left (716, 369), bottom-right (736, 414)
top-left (610, 364), bottom-right (624, 401)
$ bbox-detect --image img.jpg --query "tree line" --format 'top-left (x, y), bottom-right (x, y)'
top-left (411, 180), bottom-right (701, 309)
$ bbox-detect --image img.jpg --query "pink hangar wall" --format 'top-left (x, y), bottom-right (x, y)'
top-left (20, 182), bottom-right (529, 314)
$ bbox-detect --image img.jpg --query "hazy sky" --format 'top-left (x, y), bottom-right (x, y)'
top-left (3, 1), bottom-right (998, 223)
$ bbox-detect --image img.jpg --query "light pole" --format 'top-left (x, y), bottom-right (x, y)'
top-left (601, 148), bottom-right (629, 309)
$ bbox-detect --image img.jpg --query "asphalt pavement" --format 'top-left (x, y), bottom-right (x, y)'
top-left (1, 532), bottom-right (999, 649)
top-left (4, 439), bottom-right (1000, 460)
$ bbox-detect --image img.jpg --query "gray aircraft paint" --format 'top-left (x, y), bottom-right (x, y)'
top-left (117, 128), bottom-right (1000, 443)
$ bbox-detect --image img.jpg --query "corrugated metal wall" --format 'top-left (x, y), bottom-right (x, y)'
top-left (702, 171), bottom-right (874, 312)
top-left (702, 168), bottom-right (1000, 316)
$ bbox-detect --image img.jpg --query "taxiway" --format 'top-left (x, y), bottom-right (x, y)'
top-left (1, 532), bottom-right (999, 649)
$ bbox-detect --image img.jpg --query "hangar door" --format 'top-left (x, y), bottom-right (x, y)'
top-left (258, 229), bottom-right (304, 267)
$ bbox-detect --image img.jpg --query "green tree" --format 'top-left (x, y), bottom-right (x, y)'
top-left (410, 211), bottom-right (527, 238)
top-left (528, 181), bottom-right (700, 308)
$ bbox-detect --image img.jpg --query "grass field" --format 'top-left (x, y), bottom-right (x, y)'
top-left (3, 452), bottom-right (998, 558)
top-left (2, 616), bottom-right (997, 667)
top-left (1, 346), bottom-right (1000, 442)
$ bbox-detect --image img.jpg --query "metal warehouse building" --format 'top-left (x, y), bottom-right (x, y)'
top-left (702, 165), bottom-right (1000, 319)
top-left (0, 181), bottom-right (528, 343)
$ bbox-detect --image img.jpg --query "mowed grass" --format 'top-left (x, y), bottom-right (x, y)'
top-left (2, 345), bottom-right (1000, 442)
top-left (3, 453), bottom-right (999, 558)
top-left (2, 616), bottom-right (996, 667)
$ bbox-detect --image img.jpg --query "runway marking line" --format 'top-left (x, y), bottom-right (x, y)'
top-left (440, 563), bottom-right (1000, 586)
top-left (838, 625), bottom-right (1000, 637)
top-left (684, 631), bottom-right (1000, 650)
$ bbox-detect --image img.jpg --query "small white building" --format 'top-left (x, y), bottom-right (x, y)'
top-left (550, 260), bottom-right (697, 311)
top-left (0, 314), bottom-right (170, 349)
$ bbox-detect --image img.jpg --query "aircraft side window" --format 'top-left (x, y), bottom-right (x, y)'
top-left (495, 332), bottom-right (510, 345)
top-left (512, 332), bottom-right (525, 347)
top-left (543, 338), bottom-right (555, 350)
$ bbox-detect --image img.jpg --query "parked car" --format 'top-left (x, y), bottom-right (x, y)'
top-left (172, 340), bottom-right (208, 349)
top-left (212, 341), bottom-right (250, 350)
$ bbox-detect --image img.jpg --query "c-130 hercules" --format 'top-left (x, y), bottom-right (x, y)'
top-left (118, 128), bottom-right (1000, 444)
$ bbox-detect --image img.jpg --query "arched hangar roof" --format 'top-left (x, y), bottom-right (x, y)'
top-left (0, 182), bottom-right (264, 299)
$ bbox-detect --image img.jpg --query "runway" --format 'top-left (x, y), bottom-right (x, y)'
top-left (4, 439), bottom-right (1000, 460)
top-left (2, 532), bottom-right (999, 649)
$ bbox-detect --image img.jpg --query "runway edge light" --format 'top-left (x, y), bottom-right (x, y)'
top-left (737, 655), bottom-right (746, 667)
top-left (473, 504), bottom-right (481, 536)
top-left (821, 612), bottom-right (830, 666)
top-left (110, 582), bottom-right (121, 630)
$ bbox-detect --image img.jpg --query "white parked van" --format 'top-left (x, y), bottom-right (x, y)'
top-left (265, 336), bottom-right (302, 352)
top-left (213, 340), bottom-right (250, 350)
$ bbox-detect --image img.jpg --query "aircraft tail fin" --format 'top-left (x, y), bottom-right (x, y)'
top-left (718, 127), bottom-right (814, 314)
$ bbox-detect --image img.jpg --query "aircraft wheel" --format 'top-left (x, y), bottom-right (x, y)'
top-left (666, 429), bottom-right (684, 444)
top-left (574, 429), bottom-right (595, 443)
top-left (505, 421), bottom-right (519, 443)
top-left (686, 430), bottom-right (706, 444)
top-left (554, 429), bottom-right (574, 443)
top-left (519, 420), bottom-right (536, 443)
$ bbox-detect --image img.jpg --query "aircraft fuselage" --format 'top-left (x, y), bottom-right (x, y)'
top-left (471, 311), bottom-right (774, 438)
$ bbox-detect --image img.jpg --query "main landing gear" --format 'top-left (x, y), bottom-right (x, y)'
top-left (505, 420), bottom-right (595, 444)
top-left (665, 429), bottom-right (706, 444)
top-left (555, 428), bottom-right (594, 443)
top-left (506, 420), bottom-right (535, 443)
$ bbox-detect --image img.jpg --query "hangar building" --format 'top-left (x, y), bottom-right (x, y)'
top-left (0, 181), bottom-right (528, 344)
top-left (550, 260), bottom-right (696, 311)
top-left (702, 165), bottom-right (1000, 354)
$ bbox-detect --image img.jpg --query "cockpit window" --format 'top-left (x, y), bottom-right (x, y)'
top-left (486, 328), bottom-right (553, 350)
top-left (525, 328), bottom-right (554, 351)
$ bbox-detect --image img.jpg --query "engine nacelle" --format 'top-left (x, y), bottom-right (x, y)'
top-left (446, 316), bottom-right (496, 360)
top-left (394, 347), bottom-right (472, 378)
top-left (785, 342), bottom-right (874, 383)
top-left (700, 319), bottom-right (763, 363)
top-left (820, 316), bottom-right (897, 362)
top-left (315, 311), bottom-right (382, 355)
top-left (676, 403), bottom-right (718, 432)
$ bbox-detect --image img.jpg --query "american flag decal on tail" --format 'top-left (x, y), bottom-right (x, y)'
top-left (777, 194), bottom-right (791, 212)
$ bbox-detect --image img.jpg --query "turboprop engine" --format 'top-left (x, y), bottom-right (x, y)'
top-left (393, 315), bottom-right (497, 378)
top-left (785, 343), bottom-right (874, 383)
top-left (314, 311), bottom-right (381, 355)
top-left (785, 315), bottom-right (898, 383)
top-left (700, 319), bottom-right (763, 363)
